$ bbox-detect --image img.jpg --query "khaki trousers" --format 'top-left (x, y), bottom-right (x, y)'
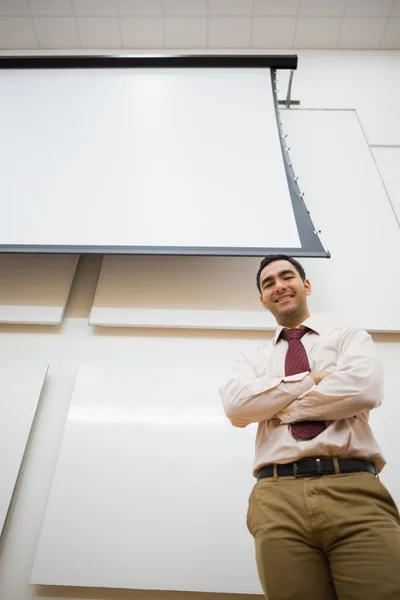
top-left (247, 471), bottom-right (400, 600)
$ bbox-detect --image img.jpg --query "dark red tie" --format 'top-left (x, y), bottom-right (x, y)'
top-left (280, 328), bottom-right (326, 440)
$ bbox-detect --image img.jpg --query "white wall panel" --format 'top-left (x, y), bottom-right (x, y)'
top-left (0, 363), bottom-right (48, 534)
top-left (0, 254), bottom-right (79, 324)
top-left (371, 147), bottom-right (400, 184)
top-left (385, 183), bottom-right (400, 222)
top-left (89, 255), bottom-right (264, 329)
top-left (30, 362), bottom-right (261, 594)
top-left (90, 110), bottom-right (400, 332)
top-left (283, 109), bottom-right (400, 332)
top-left (282, 51), bottom-right (400, 146)
top-left (371, 147), bottom-right (400, 223)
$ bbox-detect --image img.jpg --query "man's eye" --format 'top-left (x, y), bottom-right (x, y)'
top-left (284, 277), bottom-right (294, 280)
top-left (264, 283), bottom-right (273, 288)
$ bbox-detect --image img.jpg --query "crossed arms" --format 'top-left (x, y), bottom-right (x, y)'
top-left (219, 328), bottom-right (383, 428)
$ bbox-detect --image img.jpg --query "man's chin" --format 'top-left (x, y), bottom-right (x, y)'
top-left (276, 304), bottom-right (298, 317)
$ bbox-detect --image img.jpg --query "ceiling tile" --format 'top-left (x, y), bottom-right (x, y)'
top-left (299, 0), bottom-right (346, 16)
top-left (381, 17), bottom-right (400, 48)
top-left (77, 16), bottom-right (121, 47)
top-left (164, 16), bottom-right (207, 47)
top-left (73, 0), bottom-right (117, 16)
top-left (0, 1), bottom-right (29, 16)
top-left (338, 17), bottom-right (387, 48)
top-left (33, 16), bottom-right (80, 47)
top-left (392, 0), bottom-right (400, 16)
top-left (29, 0), bottom-right (73, 16)
top-left (0, 16), bottom-right (38, 47)
top-left (209, 16), bottom-right (251, 47)
top-left (252, 16), bottom-right (296, 47)
top-left (163, 0), bottom-right (207, 16)
top-left (208, 0), bottom-right (253, 16)
top-left (254, 0), bottom-right (299, 16)
top-left (345, 0), bottom-right (393, 17)
top-left (294, 17), bottom-right (341, 48)
top-left (120, 16), bottom-right (163, 46)
top-left (117, 0), bottom-right (162, 15)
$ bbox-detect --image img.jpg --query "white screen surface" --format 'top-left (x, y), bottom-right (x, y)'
top-left (0, 67), bottom-right (300, 251)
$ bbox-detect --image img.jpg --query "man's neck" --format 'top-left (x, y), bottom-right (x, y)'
top-left (277, 311), bottom-right (310, 329)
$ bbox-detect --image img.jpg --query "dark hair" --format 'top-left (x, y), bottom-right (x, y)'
top-left (256, 254), bottom-right (306, 293)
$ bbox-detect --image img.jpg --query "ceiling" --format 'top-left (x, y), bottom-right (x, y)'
top-left (0, 0), bottom-right (399, 51)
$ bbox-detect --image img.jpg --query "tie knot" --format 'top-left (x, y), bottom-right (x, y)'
top-left (280, 327), bottom-right (308, 342)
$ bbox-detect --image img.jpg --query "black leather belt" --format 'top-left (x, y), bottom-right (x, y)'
top-left (257, 458), bottom-right (376, 480)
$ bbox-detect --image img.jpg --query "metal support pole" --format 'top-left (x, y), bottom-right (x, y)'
top-left (278, 69), bottom-right (300, 108)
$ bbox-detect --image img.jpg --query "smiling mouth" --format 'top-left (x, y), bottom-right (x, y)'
top-left (275, 295), bottom-right (294, 303)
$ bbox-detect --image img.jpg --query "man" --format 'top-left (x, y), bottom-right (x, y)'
top-left (219, 254), bottom-right (400, 600)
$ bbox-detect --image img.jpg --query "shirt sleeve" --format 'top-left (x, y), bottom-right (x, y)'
top-left (219, 350), bottom-right (315, 428)
top-left (276, 328), bottom-right (383, 423)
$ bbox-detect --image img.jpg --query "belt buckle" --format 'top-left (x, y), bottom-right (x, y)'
top-left (293, 459), bottom-right (322, 477)
top-left (293, 462), bottom-right (307, 477)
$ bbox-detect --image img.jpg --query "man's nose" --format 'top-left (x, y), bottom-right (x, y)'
top-left (275, 280), bottom-right (286, 291)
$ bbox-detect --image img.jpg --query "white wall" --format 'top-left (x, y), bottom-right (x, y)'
top-left (0, 49), bottom-right (399, 600)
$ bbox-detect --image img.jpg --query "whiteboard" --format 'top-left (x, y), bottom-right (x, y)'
top-left (89, 110), bottom-right (400, 333)
top-left (0, 254), bottom-right (78, 324)
top-left (0, 364), bottom-right (48, 534)
top-left (30, 363), bottom-right (261, 593)
top-left (0, 66), bottom-right (320, 254)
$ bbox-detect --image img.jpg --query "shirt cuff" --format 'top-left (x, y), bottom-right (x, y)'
top-left (280, 374), bottom-right (315, 400)
top-left (283, 371), bottom-right (310, 383)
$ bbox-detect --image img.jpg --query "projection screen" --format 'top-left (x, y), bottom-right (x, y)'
top-left (0, 55), bottom-right (327, 257)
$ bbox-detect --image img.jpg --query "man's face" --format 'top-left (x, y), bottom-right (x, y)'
top-left (259, 260), bottom-right (311, 321)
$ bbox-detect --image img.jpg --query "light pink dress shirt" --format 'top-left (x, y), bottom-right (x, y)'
top-left (219, 317), bottom-right (385, 476)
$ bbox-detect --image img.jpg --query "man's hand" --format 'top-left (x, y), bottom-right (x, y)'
top-left (310, 371), bottom-right (332, 385)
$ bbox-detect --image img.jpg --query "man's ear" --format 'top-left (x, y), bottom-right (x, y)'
top-left (304, 279), bottom-right (312, 296)
top-left (260, 295), bottom-right (268, 310)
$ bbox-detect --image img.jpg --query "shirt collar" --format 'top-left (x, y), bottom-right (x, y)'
top-left (272, 316), bottom-right (322, 345)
